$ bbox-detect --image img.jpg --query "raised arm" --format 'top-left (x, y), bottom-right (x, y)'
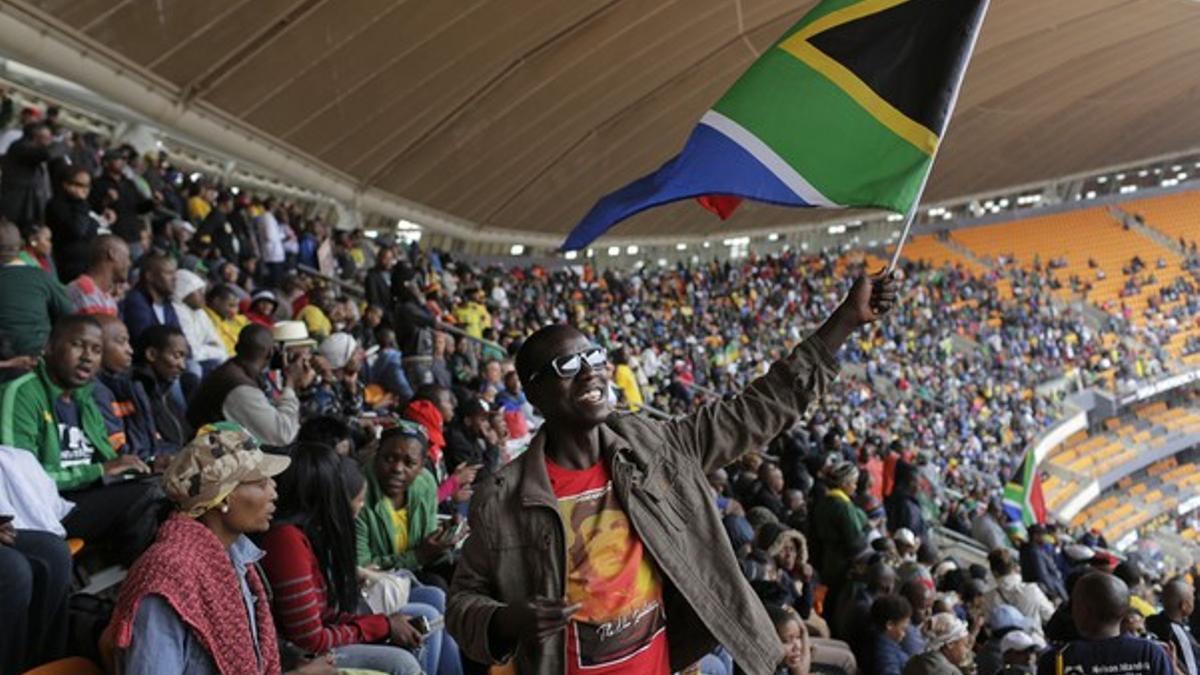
top-left (662, 273), bottom-right (897, 474)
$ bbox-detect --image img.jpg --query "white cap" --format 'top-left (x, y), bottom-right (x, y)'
top-left (1000, 630), bottom-right (1044, 653)
top-left (318, 332), bottom-right (358, 370)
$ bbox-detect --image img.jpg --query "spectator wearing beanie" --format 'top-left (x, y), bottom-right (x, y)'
top-left (812, 460), bottom-right (870, 610)
top-left (172, 268), bottom-right (226, 374)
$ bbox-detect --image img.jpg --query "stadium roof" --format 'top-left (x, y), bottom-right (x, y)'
top-left (4, 0), bottom-right (1200, 245)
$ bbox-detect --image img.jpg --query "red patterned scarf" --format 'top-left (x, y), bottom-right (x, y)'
top-left (109, 513), bottom-right (282, 675)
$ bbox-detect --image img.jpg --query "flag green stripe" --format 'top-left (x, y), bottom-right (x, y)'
top-left (713, 48), bottom-right (930, 212)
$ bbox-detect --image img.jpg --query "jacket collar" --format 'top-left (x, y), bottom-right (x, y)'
top-left (518, 419), bottom-right (637, 508)
top-left (36, 360), bottom-right (92, 402)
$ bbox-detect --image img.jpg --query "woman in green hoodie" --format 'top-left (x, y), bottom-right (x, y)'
top-left (356, 421), bottom-right (465, 578)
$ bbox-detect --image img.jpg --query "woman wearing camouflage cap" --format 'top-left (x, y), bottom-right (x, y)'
top-left (106, 422), bottom-right (301, 675)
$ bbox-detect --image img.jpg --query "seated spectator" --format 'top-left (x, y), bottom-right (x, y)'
top-left (0, 219), bottom-right (71, 357)
top-left (1037, 572), bottom-right (1173, 675)
top-left (900, 577), bottom-right (936, 656)
top-left (204, 282), bottom-right (250, 356)
top-left (443, 394), bottom-right (501, 479)
top-left (356, 422), bottom-right (465, 576)
top-left (296, 414), bottom-right (355, 457)
top-left (19, 222), bottom-right (56, 276)
top-left (188, 324), bottom-right (313, 447)
top-left (93, 315), bottom-right (160, 460)
top-left (768, 605), bottom-right (813, 675)
top-left (862, 595), bottom-right (913, 675)
top-left (46, 166), bottom-right (99, 283)
top-left (1146, 577), bottom-right (1200, 675)
top-left (302, 331), bottom-right (363, 419)
top-left (171, 268), bottom-right (226, 373)
top-left (757, 522), bottom-right (815, 620)
top-left (368, 326), bottom-right (415, 404)
top-left (832, 557), bottom-right (896, 646)
top-left (296, 286), bottom-right (335, 341)
top-left (0, 446), bottom-right (73, 673)
top-left (903, 612), bottom-right (972, 675)
top-left (107, 423), bottom-right (292, 674)
top-left (245, 288), bottom-right (279, 328)
top-left (985, 548), bottom-right (1053, 633)
top-left (121, 251), bottom-right (179, 344)
top-left (132, 324), bottom-right (194, 455)
top-left (998, 630), bottom-right (1043, 675)
top-left (978, 605), bottom-right (1035, 675)
top-left (0, 314), bottom-right (158, 564)
top-left (260, 443), bottom-right (427, 675)
top-left (65, 234), bottom-right (129, 317)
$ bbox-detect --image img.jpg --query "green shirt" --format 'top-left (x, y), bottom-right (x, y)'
top-left (0, 361), bottom-right (116, 490)
top-left (0, 261), bottom-right (72, 356)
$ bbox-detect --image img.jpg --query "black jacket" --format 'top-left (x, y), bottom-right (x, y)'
top-left (0, 137), bottom-right (53, 228)
top-left (1147, 612), bottom-right (1200, 674)
top-left (886, 489), bottom-right (928, 540)
top-left (365, 267), bottom-right (391, 317)
top-left (90, 172), bottom-right (152, 242)
top-left (46, 191), bottom-right (97, 283)
top-left (197, 208), bottom-right (239, 262)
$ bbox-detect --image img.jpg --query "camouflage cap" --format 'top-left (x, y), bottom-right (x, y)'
top-left (163, 422), bottom-right (291, 518)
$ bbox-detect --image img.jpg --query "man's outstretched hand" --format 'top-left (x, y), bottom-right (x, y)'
top-left (815, 270), bottom-right (900, 354)
top-left (844, 270), bottom-right (900, 325)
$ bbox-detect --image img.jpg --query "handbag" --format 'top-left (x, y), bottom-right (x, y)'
top-left (359, 567), bottom-right (412, 614)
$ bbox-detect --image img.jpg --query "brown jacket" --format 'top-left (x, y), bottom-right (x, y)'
top-left (446, 336), bottom-right (839, 675)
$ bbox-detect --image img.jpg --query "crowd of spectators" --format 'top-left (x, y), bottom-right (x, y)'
top-left (2, 91), bottom-right (1200, 675)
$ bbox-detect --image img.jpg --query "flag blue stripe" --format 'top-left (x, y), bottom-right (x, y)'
top-left (562, 124), bottom-right (812, 251)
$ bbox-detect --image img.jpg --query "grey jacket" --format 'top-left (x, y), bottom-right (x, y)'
top-left (447, 336), bottom-right (838, 675)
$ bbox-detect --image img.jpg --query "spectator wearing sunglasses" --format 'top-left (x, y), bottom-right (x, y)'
top-left (447, 273), bottom-right (898, 674)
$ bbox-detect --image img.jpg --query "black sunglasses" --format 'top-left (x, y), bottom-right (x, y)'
top-left (529, 347), bottom-right (608, 384)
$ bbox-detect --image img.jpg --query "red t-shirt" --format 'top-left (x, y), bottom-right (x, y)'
top-left (545, 458), bottom-right (670, 674)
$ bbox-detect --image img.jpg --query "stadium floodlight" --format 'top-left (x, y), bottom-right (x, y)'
top-left (1120, 185), bottom-right (1138, 194)
top-left (1178, 173), bottom-right (1188, 181)
top-left (887, 213), bottom-right (904, 222)
top-left (510, 244), bottom-right (525, 256)
top-left (1138, 170), bottom-right (1150, 177)
top-left (768, 233), bottom-right (780, 241)
top-left (723, 236), bottom-right (750, 246)
top-left (1096, 176), bottom-right (1108, 183)
top-left (703, 241), bottom-right (711, 248)
top-left (1172, 164), bottom-right (1183, 172)
top-left (800, 242), bottom-right (809, 250)
top-left (1161, 179), bottom-right (1179, 188)
top-left (607, 246), bottom-right (621, 256)
top-left (998, 198), bottom-right (1010, 208)
top-left (827, 224), bottom-right (846, 234)
top-left (626, 245), bottom-right (639, 255)
top-left (657, 258), bottom-right (668, 267)
top-left (1115, 173), bottom-right (1126, 180)
top-left (586, 248), bottom-right (595, 258)
top-left (364, 230), bottom-right (378, 239)
top-left (564, 250), bottom-right (578, 260)
top-left (675, 243), bottom-right (687, 251)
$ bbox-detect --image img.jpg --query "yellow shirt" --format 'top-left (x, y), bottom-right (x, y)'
top-left (453, 302), bottom-right (491, 339)
top-left (187, 196), bottom-right (211, 223)
top-left (204, 307), bottom-right (249, 355)
top-left (296, 304), bottom-right (332, 340)
top-left (384, 499), bottom-right (410, 554)
top-left (614, 364), bottom-right (643, 411)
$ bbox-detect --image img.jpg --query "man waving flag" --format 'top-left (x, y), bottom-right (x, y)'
top-left (563, 0), bottom-right (990, 251)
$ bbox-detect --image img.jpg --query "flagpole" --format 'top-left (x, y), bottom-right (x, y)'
top-left (886, 0), bottom-right (992, 275)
